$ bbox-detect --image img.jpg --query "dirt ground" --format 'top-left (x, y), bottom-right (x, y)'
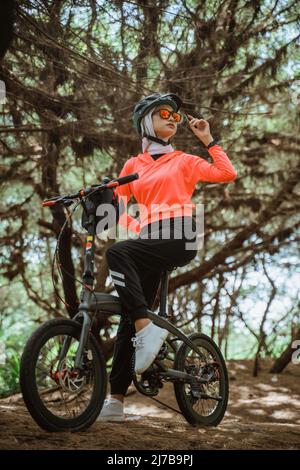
top-left (0, 359), bottom-right (299, 450)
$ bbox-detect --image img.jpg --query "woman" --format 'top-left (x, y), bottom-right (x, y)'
top-left (98, 93), bottom-right (237, 421)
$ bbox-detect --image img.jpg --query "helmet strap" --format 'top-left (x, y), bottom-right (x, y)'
top-left (143, 133), bottom-right (171, 146)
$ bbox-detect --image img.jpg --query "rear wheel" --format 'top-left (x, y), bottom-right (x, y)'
top-left (20, 318), bottom-right (107, 432)
top-left (174, 333), bottom-right (228, 426)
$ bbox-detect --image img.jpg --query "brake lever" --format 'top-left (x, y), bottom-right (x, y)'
top-left (42, 197), bottom-right (74, 207)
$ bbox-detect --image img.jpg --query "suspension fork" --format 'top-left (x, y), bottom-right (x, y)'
top-left (72, 279), bottom-right (94, 370)
top-left (73, 311), bottom-right (92, 369)
top-left (57, 311), bottom-right (92, 370)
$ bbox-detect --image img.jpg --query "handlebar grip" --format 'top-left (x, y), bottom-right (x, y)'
top-left (106, 173), bottom-right (139, 189)
top-left (42, 195), bottom-right (62, 206)
top-left (115, 173), bottom-right (139, 185)
top-left (42, 200), bottom-right (57, 206)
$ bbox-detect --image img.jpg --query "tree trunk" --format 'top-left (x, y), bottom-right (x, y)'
top-left (269, 327), bottom-right (300, 373)
top-left (0, 0), bottom-right (15, 60)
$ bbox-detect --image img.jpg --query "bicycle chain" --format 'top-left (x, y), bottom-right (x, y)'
top-left (147, 395), bottom-right (183, 416)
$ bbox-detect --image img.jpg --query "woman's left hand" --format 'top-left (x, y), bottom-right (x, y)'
top-left (187, 114), bottom-right (214, 146)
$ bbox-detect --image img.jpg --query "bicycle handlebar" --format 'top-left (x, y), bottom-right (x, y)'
top-left (42, 172), bottom-right (139, 207)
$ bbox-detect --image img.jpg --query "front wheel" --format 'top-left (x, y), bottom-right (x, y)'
top-left (174, 333), bottom-right (228, 426)
top-left (20, 318), bottom-right (107, 432)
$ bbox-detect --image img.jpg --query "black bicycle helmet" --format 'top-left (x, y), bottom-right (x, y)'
top-left (132, 92), bottom-right (183, 136)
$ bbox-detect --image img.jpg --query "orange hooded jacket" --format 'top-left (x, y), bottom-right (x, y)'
top-left (115, 144), bottom-right (237, 234)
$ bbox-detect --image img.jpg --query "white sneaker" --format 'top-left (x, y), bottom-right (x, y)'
top-left (97, 397), bottom-right (125, 422)
top-left (132, 322), bottom-right (169, 374)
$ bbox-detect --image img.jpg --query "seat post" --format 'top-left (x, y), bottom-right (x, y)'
top-left (159, 270), bottom-right (170, 317)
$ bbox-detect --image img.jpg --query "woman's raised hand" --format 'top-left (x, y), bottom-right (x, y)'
top-left (187, 114), bottom-right (213, 146)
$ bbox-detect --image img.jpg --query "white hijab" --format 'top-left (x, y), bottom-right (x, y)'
top-left (140, 108), bottom-right (174, 155)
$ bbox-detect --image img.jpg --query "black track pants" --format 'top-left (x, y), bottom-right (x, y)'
top-left (106, 216), bottom-right (198, 396)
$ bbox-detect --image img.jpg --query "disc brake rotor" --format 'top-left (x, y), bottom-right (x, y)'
top-left (53, 360), bottom-right (86, 393)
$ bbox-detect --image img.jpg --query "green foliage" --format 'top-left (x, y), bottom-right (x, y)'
top-left (0, 339), bottom-right (21, 398)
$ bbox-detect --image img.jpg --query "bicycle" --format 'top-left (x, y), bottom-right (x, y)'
top-left (20, 172), bottom-right (229, 432)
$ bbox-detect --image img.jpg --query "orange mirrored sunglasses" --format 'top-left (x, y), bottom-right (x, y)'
top-left (154, 108), bottom-right (183, 123)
